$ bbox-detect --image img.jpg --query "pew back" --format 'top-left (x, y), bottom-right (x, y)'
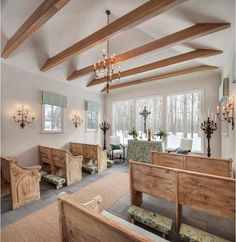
top-left (38, 145), bottom-right (82, 186)
top-left (150, 152), bottom-right (232, 177)
top-left (69, 142), bottom-right (107, 172)
top-left (58, 194), bottom-right (153, 242)
top-left (130, 161), bottom-right (235, 230)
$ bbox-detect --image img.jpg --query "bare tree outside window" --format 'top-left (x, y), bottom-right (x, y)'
top-left (43, 104), bottom-right (63, 133)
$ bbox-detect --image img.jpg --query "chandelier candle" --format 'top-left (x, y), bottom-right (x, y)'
top-left (99, 120), bottom-right (111, 150)
top-left (93, 10), bottom-right (121, 93)
top-left (200, 116), bottom-right (217, 157)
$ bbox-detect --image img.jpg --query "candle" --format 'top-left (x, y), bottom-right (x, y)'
top-left (211, 111), bottom-right (213, 121)
top-left (216, 106), bottom-right (220, 114)
top-left (214, 114), bottom-right (217, 123)
top-left (207, 108), bottom-right (210, 118)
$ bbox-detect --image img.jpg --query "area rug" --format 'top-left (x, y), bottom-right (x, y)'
top-left (1, 172), bottom-right (129, 242)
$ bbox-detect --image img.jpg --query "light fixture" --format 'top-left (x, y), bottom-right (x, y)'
top-left (13, 105), bottom-right (35, 129)
top-left (72, 112), bottom-right (83, 128)
top-left (93, 10), bottom-right (121, 93)
top-left (216, 96), bottom-right (234, 130)
top-left (200, 117), bottom-right (217, 157)
top-left (99, 121), bottom-right (111, 150)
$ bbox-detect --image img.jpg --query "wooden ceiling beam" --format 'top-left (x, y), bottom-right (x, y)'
top-left (101, 65), bottom-right (219, 92)
top-left (68, 22), bottom-right (230, 80)
top-left (1, 0), bottom-right (70, 58)
top-left (88, 49), bottom-right (222, 86)
top-left (41, 0), bottom-right (185, 71)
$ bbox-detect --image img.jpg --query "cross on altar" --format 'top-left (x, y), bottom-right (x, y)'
top-left (139, 106), bottom-right (151, 134)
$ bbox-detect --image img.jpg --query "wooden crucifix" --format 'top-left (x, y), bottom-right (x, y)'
top-left (139, 106), bottom-right (151, 134)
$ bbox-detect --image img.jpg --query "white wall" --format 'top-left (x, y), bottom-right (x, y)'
top-left (106, 71), bottom-right (222, 157)
top-left (1, 63), bottom-right (105, 166)
top-left (221, 57), bottom-right (236, 172)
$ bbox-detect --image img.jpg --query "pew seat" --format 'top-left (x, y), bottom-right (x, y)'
top-left (179, 224), bottom-right (231, 242)
top-left (128, 205), bottom-right (173, 237)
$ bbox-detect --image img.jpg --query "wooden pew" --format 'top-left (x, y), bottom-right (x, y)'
top-left (150, 152), bottom-right (232, 177)
top-left (130, 161), bottom-right (235, 231)
top-left (70, 142), bottom-right (107, 173)
top-left (58, 193), bottom-right (166, 242)
top-left (1, 157), bottom-right (41, 209)
top-left (38, 145), bottom-right (83, 186)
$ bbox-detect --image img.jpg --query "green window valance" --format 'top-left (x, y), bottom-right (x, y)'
top-left (42, 91), bottom-right (67, 108)
top-left (84, 101), bottom-right (100, 112)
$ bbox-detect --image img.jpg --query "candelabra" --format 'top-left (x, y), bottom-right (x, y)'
top-left (99, 121), bottom-right (111, 150)
top-left (13, 105), bottom-right (35, 129)
top-left (72, 113), bottom-right (83, 128)
top-left (216, 96), bottom-right (234, 130)
top-left (200, 117), bottom-right (217, 157)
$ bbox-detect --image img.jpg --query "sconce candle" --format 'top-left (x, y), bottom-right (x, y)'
top-left (13, 105), bottom-right (35, 129)
top-left (72, 113), bottom-right (83, 128)
top-left (216, 96), bottom-right (234, 130)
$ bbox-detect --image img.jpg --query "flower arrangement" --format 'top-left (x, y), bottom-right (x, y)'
top-left (155, 130), bottom-right (168, 140)
top-left (128, 127), bottom-right (138, 139)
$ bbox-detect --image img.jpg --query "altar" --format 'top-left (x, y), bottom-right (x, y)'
top-left (127, 139), bottom-right (162, 163)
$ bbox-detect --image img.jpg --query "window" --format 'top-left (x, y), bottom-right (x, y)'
top-left (85, 111), bottom-right (98, 132)
top-left (111, 89), bottom-right (203, 152)
top-left (166, 91), bottom-right (202, 152)
top-left (136, 96), bottom-right (163, 137)
top-left (112, 100), bottom-right (134, 144)
top-left (42, 104), bottom-right (63, 133)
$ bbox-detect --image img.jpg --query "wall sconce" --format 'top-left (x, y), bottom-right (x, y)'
top-left (216, 96), bottom-right (234, 130)
top-left (13, 105), bottom-right (35, 129)
top-left (72, 112), bottom-right (83, 128)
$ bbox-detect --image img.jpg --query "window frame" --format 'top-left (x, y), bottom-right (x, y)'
top-left (41, 104), bottom-right (64, 134)
top-left (85, 110), bottom-right (98, 132)
top-left (111, 88), bottom-right (204, 153)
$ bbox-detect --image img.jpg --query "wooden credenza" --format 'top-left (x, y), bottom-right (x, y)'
top-left (127, 139), bottom-right (162, 163)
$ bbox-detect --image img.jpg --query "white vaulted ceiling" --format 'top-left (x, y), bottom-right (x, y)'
top-left (1, 0), bottom-right (235, 93)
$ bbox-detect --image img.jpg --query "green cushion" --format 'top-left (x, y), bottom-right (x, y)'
top-left (128, 205), bottom-right (172, 235)
top-left (176, 148), bottom-right (190, 154)
top-left (101, 211), bottom-right (169, 242)
top-left (179, 224), bottom-right (231, 242)
top-left (111, 144), bottom-right (122, 150)
top-left (82, 164), bottom-right (97, 174)
top-left (107, 159), bottom-right (114, 167)
top-left (39, 170), bottom-right (48, 178)
top-left (43, 174), bottom-right (65, 185)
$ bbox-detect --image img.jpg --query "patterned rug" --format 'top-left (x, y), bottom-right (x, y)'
top-left (1, 172), bottom-right (129, 242)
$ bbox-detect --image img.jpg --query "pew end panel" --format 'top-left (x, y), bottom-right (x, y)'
top-left (1, 157), bottom-right (41, 209)
top-left (66, 153), bottom-right (83, 186)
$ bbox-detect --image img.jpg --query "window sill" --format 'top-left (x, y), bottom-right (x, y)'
top-left (41, 131), bottom-right (64, 134)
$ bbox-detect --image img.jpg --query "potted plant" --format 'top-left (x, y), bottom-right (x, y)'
top-left (128, 127), bottom-right (138, 139)
top-left (155, 130), bottom-right (168, 141)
